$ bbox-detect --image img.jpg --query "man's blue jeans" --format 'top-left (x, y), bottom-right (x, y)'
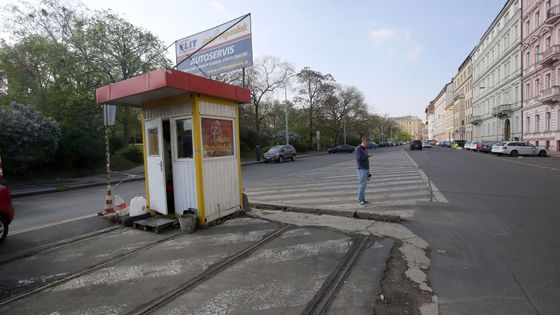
top-left (357, 169), bottom-right (368, 202)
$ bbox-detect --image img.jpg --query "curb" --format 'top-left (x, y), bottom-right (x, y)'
top-left (240, 151), bottom-right (330, 166)
top-left (11, 176), bottom-right (145, 199)
top-left (250, 202), bottom-right (402, 223)
top-left (11, 152), bottom-right (330, 198)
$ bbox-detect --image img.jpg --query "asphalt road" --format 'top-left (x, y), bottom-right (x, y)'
top-left (406, 147), bottom-right (560, 315)
top-left (9, 148), bottom-right (390, 234)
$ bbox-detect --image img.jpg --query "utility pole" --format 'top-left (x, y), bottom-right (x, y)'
top-left (343, 115), bottom-right (347, 144)
top-left (284, 84), bottom-right (289, 145)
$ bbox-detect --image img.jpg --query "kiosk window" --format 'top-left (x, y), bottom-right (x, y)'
top-left (148, 128), bottom-right (159, 156)
top-left (176, 118), bottom-right (193, 159)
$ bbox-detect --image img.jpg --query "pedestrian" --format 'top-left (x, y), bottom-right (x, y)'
top-left (355, 137), bottom-right (372, 206)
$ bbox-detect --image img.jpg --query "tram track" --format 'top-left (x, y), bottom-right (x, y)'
top-left (302, 236), bottom-right (368, 315)
top-left (130, 225), bottom-right (291, 315)
top-left (0, 229), bottom-right (184, 307)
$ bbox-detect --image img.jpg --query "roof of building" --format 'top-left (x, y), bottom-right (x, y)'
top-left (392, 115), bottom-right (422, 121)
top-left (96, 69), bottom-right (252, 107)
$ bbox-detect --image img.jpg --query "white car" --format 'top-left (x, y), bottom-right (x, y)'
top-left (491, 142), bottom-right (506, 155)
top-left (422, 141), bottom-right (432, 148)
top-left (496, 141), bottom-right (547, 157)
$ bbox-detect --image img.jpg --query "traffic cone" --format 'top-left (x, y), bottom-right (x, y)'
top-left (98, 187), bottom-right (115, 216)
top-left (114, 195), bottom-right (129, 217)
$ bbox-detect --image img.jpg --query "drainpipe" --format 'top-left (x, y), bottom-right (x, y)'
top-left (520, 8), bottom-right (524, 142)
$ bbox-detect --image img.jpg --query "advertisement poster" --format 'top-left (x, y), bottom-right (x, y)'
top-left (201, 118), bottom-right (234, 158)
top-left (175, 14), bottom-right (253, 77)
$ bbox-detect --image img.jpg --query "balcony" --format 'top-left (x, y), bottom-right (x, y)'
top-left (546, 5), bottom-right (560, 25)
top-left (453, 94), bottom-right (464, 102)
top-left (539, 86), bottom-right (560, 104)
top-left (492, 104), bottom-right (514, 118)
top-left (540, 45), bottom-right (560, 67)
top-left (470, 115), bottom-right (483, 125)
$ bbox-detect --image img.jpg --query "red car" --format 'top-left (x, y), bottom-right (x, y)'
top-left (0, 157), bottom-right (15, 244)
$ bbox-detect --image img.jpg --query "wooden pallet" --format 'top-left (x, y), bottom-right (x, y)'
top-left (133, 216), bottom-right (178, 234)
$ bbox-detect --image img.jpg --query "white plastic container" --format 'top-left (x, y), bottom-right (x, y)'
top-left (129, 196), bottom-right (147, 217)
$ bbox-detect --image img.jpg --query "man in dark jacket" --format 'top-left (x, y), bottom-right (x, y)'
top-left (355, 137), bottom-right (372, 205)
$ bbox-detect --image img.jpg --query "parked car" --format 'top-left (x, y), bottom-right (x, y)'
top-left (467, 141), bottom-right (482, 151)
top-left (263, 144), bottom-right (296, 163)
top-left (0, 157), bottom-right (15, 244)
top-left (409, 140), bottom-right (423, 150)
top-left (479, 141), bottom-right (497, 153)
top-left (496, 141), bottom-right (548, 157)
top-left (440, 141), bottom-right (451, 147)
top-left (464, 141), bottom-right (472, 150)
top-left (491, 142), bottom-right (506, 155)
top-left (378, 141), bottom-right (390, 147)
top-left (368, 142), bottom-right (379, 150)
top-left (327, 144), bottom-right (355, 153)
top-left (422, 141), bottom-right (432, 148)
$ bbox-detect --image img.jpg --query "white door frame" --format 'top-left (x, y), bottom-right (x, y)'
top-left (145, 118), bottom-right (168, 214)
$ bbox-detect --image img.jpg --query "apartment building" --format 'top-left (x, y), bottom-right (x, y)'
top-left (393, 116), bottom-right (424, 140)
top-left (472, 0), bottom-right (522, 141)
top-left (522, 0), bottom-right (560, 152)
top-left (425, 102), bottom-right (435, 140)
top-left (453, 55), bottom-right (474, 140)
top-left (433, 81), bottom-right (454, 142)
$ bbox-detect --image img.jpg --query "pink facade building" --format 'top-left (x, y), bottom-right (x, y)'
top-left (522, 0), bottom-right (560, 152)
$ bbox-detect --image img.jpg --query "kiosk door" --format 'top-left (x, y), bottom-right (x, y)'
top-left (145, 119), bottom-right (168, 214)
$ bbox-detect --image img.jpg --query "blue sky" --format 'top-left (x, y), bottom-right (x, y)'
top-left (2, 0), bottom-right (506, 118)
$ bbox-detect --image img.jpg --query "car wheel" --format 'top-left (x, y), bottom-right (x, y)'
top-left (510, 150), bottom-right (518, 157)
top-left (264, 161), bottom-right (269, 163)
top-left (538, 150), bottom-right (547, 157)
top-left (497, 153), bottom-right (502, 156)
top-left (279, 156), bottom-right (284, 163)
top-left (0, 216), bottom-right (8, 244)
top-left (291, 154), bottom-right (295, 161)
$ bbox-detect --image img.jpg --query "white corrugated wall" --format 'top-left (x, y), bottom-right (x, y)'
top-left (199, 99), bottom-right (240, 222)
top-left (172, 161), bottom-right (198, 215)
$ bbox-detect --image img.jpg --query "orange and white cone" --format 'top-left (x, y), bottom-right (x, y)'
top-left (98, 187), bottom-right (115, 216)
top-left (114, 195), bottom-right (129, 217)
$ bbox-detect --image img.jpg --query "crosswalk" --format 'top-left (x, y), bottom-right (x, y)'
top-left (245, 150), bottom-right (434, 218)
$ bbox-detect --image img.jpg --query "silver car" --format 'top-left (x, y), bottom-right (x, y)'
top-left (497, 141), bottom-right (547, 157)
top-left (263, 145), bottom-right (296, 163)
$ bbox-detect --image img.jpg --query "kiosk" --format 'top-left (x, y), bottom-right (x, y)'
top-left (96, 69), bottom-right (251, 225)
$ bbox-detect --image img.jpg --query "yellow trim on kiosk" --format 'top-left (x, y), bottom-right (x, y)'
top-left (199, 94), bottom-right (237, 106)
top-left (235, 106), bottom-right (243, 207)
top-left (193, 95), bottom-right (206, 224)
top-left (140, 108), bottom-right (150, 208)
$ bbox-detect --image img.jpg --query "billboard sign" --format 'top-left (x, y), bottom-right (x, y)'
top-left (175, 14), bottom-right (253, 77)
top-left (201, 118), bottom-right (234, 158)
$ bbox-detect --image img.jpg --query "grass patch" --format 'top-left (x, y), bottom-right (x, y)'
top-left (110, 154), bottom-right (142, 172)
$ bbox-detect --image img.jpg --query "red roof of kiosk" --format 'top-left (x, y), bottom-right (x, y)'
top-left (96, 69), bottom-right (251, 106)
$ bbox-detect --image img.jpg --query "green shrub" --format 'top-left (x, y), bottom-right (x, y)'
top-left (122, 145), bottom-right (143, 163)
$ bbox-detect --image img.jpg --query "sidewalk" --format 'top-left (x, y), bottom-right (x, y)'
top-left (9, 151), bottom-right (329, 198)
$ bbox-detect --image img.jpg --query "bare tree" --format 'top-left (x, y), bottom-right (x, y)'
top-left (323, 85), bottom-right (368, 144)
top-left (295, 67), bottom-right (335, 150)
top-left (245, 56), bottom-right (294, 145)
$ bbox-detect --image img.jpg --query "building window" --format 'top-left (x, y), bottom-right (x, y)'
top-left (547, 0), bottom-right (552, 14)
top-left (526, 117), bottom-right (531, 132)
top-left (546, 112), bottom-right (551, 130)
top-left (546, 36), bottom-right (551, 50)
top-left (535, 11), bottom-right (540, 28)
top-left (536, 114), bottom-right (540, 132)
top-left (526, 83), bottom-right (531, 99)
top-left (175, 118), bottom-right (193, 159)
top-left (546, 73), bottom-right (552, 89)
top-left (535, 45), bottom-right (541, 63)
top-left (535, 79), bottom-right (540, 97)
top-left (525, 51), bottom-right (530, 67)
top-left (526, 20), bottom-right (530, 35)
top-left (515, 86), bottom-right (519, 102)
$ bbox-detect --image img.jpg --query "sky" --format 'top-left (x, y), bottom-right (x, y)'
top-left (1, 0), bottom-right (506, 119)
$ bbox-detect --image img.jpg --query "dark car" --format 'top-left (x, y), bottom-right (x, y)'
top-left (368, 142), bottom-right (379, 149)
top-left (409, 140), bottom-right (423, 150)
top-left (0, 158), bottom-right (15, 244)
top-left (327, 144), bottom-right (355, 153)
top-left (263, 144), bottom-right (296, 163)
top-left (453, 140), bottom-right (466, 148)
top-left (378, 141), bottom-right (390, 147)
top-left (479, 141), bottom-right (498, 153)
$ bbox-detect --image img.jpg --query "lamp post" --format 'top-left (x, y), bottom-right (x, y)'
top-left (284, 83), bottom-right (289, 145)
